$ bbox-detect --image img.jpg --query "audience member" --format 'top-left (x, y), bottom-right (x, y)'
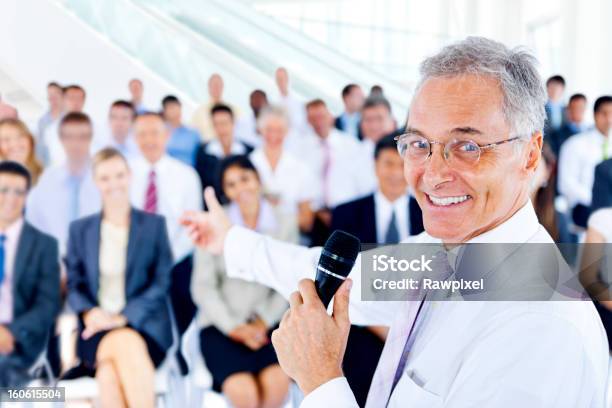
top-left (592, 158), bottom-right (612, 212)
top-left (580, 208), bottom-right (612, 351)
top-left (162, 95), bottom-right (200, 166)
top-left (130, 113), bottom-right (202, 371)
top-left (191, 74), bottom-right (239, 140)
top-left (300, 99), bottom-right (375, 242)
top-left (128, 79), bottom-right (147, 114)
top-left (547, 93), bottom-right (588, 157)
top-left (274, 67), bottom-right (308, 135)
top-left (544, 75), bottom-right (566, 136)
top-left (329, 135), bottom-right (422, 406)
top-left (369, 84), bottom-right (384, 98)
top-left (334, 84), bottom-right (364, 140)
top-left (26, 112), bottom-right (101, 255)
top-left (65, 148), bottom-right (173, 407)
top-left (235, 89), bottom-right (268, 147)
top-left (249, 106), bottom-right (316, 233)
top-left (37, 82), bottom-right (64, 152)
top-left (0, 119), bottom-right (44, 185)
top-left (559, 95), bottom-right (612, 227)
top-left (0, 162), bottom-right (60, 388)
top-left (42, 85), bottom-right (87, 166)
top-left (105, 100), bottom-right (140, 162)
top-left (191, 156), bottom-right (293, 407)
top-left (194, 104), bottom-right (253, 201)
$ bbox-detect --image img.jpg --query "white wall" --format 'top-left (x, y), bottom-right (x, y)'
top-left (0, 0), bottom-right (197, 127)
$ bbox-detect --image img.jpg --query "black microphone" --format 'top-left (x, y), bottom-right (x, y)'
top-left (315, 230), bottom-right (361, 309)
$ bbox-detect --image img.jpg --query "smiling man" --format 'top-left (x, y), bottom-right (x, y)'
top-left (182, 37), bottom-right (608, 407)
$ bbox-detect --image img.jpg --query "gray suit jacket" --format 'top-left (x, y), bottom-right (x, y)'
top-left (65, 209), bottom-right (174, 351)
top-left (6, 222), bottom-right (60, 367)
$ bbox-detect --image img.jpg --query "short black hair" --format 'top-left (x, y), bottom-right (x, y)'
top-left (362, 96), bottom-right (392, 114)
top-left (546, 75), bottom-right (566, 87)
top-left (162, 95), bottom-right (181, 107)
top-left (374, 134), bottom-right (398, 159)
top-left (47, 82), bottom-right (62, 90)
top-left (568, 93), bottom-right (586, 105)
top-left (0, 161), bottom-right (32, 191)
top-left (341, 84), bottom-right (359, 99)
top-left (594, 95), bottom-right (612, 115)
top-left (110, 100), bottom-right (136, 117)
top-left (60, 111), bottom-right (92, 129)
top-left (211, 103), bottom-right (234, 119)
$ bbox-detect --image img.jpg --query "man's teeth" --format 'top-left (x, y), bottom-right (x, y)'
top-left (429, 195), bottom-right (470, 206)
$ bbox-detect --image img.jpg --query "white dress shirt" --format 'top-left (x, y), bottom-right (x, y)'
top-left (223, 202), bottom-right (609, 407)
top-left (297, 129), bottom-right (376, 209)
top-left (588, 208), bottom-right (612, 242)
top-left (558, 128), bottom-right (612, 209)
top-left (130, 155), bottom-right (202, 263)
top-left (0, 218), bottom-right (24, 324)
top-left (374, 191), bottom-right (409, 243)
top-left (26, 165), bottom-right (101, 255)
top-left (249, 148), bottom-right (318, 216)
top-left (276, 93), bottom-right (308, 136)
top-left (204, 139), bottom-right (248, 158)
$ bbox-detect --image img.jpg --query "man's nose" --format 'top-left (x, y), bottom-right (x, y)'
top-left (422, 145), bottom-right (453, 187)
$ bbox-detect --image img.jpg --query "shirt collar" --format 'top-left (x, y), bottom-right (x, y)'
top-left (227, 199), bottom-right (278, 233)
top-left (205, 139), bottom-right (246, 158)
top-left (374, 190), bottom-right (408, 211)
top-left (1, 217), bottom-right (24, 241)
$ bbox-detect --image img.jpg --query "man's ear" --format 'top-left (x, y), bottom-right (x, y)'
top-left (525, 131), bottom-right (543, 173)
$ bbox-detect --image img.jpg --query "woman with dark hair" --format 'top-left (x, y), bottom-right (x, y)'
top-left (65, 148), bottom-right (173, 408)
top-left (191, 155), bottom-right (297, 408)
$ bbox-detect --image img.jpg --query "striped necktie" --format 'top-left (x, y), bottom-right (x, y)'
top-left (144, 170), bottom-right (157, 213)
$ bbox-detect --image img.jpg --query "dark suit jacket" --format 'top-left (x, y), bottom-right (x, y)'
top-left (546, 122), bottom-right (581, 158)
top-left (65, 209), bottom-right (174, 352)
top-left (331, 193), bottom-right (424, 244)
top-left (6, 222), bottom-right (60, 367)
top-left (591, 158), bottom-right (612, 213)
top-left (194, 141), bottom-right (253, 206)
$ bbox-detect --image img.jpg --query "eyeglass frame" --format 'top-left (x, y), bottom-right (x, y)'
top-left (394, 131), bottom-right (524, 166)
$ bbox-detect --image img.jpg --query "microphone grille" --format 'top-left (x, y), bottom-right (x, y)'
top-left (323, 230), bottom-right (361, 264)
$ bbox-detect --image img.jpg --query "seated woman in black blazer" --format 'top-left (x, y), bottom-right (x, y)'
top-left (65, 148), bottom-right (173, 408)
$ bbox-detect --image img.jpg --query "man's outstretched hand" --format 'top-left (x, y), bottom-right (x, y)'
top-left (271, 278), bottom-right (353, 395)
top-left (180, 187), bottom-right (232, 255)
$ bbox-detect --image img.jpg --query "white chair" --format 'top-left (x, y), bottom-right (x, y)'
top-left (59, 301), bottom-right (184, 407)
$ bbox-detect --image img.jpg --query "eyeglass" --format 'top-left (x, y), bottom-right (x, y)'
top-left (0, 187), bottom-right (27, 197)
top-left (394, 131), bottom-right (522, 169)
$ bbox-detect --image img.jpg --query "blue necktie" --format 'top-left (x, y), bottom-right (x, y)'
top-left (0, 235), bottom-right (6, 286)
top-left (384, 210), bottom-right (400, 244)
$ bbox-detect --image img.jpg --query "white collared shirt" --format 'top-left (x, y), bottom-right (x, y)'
top-left (558, 128), bottom-right (612, 208)
top-left (204, 139), bottom-right (248, 158)
top-left (0, 218), bottom-right (24, 324)
top-left (296, 129), bottom-right (376, 209)
top-left (249, 148), bottom-right (317, 215)
top-left (374, 190), bottom-right (409, 244)
top-left (130, 155), bottom-right (202, 262)
top-left (26, 164), bottom-right (101, 255)
top-left (223, 202), bottom-right (609, 408)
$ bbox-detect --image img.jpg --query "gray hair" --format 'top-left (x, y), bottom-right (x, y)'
top-left (416, 36), bottom-right (547, 137)
top-left (257, 105), bottom-right (291, 130)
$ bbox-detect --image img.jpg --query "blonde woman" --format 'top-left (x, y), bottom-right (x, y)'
top-left (0, 119), bottom-right (43, 184)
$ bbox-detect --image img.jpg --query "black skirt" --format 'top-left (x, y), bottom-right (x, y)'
top-left (77, 326), bottom-right (166, 372)
top-left (200, 326), bottom-right (279, 392)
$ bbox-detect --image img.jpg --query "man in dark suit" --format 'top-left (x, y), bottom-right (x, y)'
top-left (335, 84), bottom-right (365, 140)
top-left (547, 93), bottom-right (588, 158)
top-left (328, 135), bottom-right (423, 407)
top-left (194, 103), bottom-right (253, 205)
top-left (591, 158), bottom-right (612, 213)
top-left (0, 162), bottom-right (60, 387)
top-left (332, 135), bottom-right (424, 243)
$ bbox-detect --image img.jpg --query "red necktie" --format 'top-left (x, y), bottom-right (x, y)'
top-left (144, 170), bottom-right (157, 213)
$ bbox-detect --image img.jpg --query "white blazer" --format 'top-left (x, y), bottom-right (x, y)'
top-left (224, 202), bottom-right (609, 407)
